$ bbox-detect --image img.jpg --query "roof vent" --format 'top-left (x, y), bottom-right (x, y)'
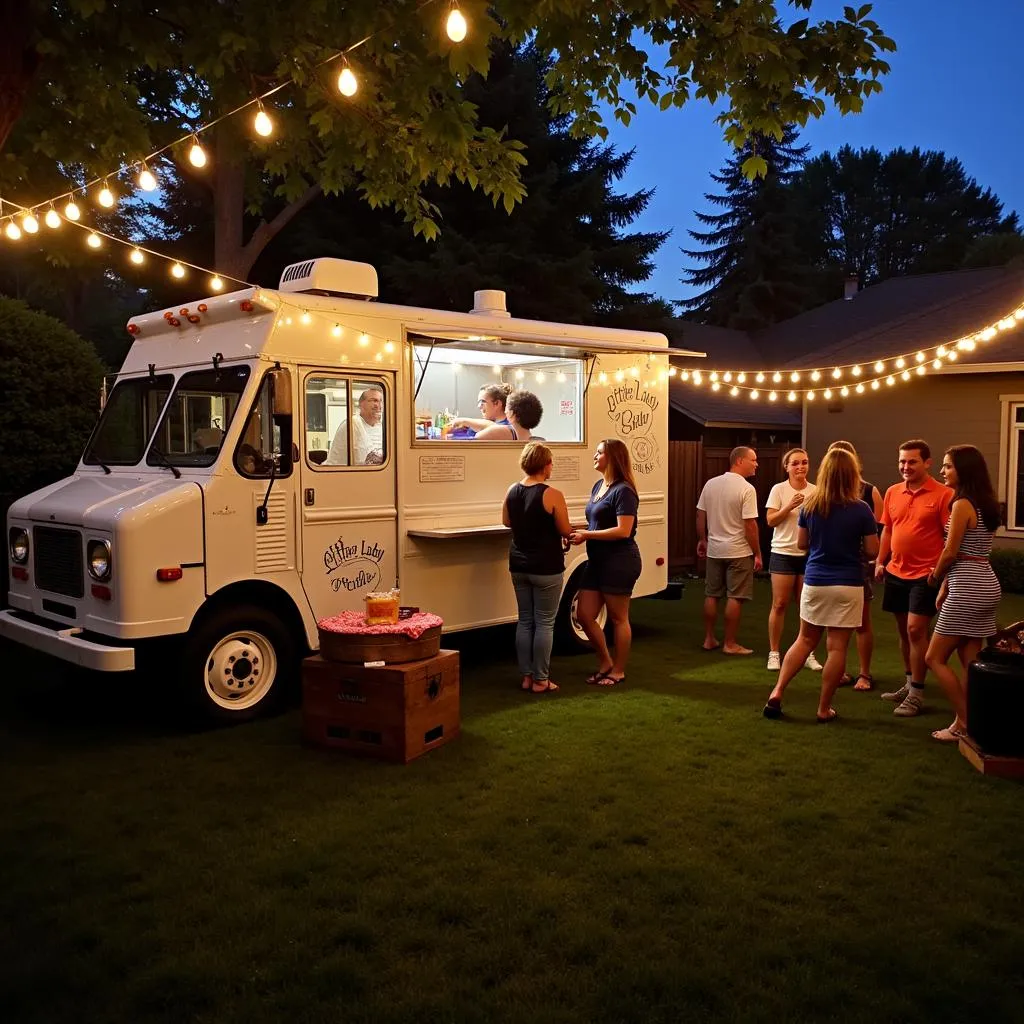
top-left (278, 258), bottom-right (378, 299)
top-left (470, 289), bottom-right (511, 318)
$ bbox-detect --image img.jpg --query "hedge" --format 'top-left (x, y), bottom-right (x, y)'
top-left (991, 547), bottom-right (1024, 595)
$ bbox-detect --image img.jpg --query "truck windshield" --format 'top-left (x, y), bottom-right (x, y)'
top-left (146, 364), bottom-right (252, 467)
top-left (83, 374), bottom-right (175, 466)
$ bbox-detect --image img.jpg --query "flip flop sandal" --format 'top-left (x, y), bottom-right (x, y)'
top-left (931, 724), bottom-right (965, 742)
top-left (531, 680), bottom-right (559, 693)
top-left (596, 674), bottom-right (624, 686)
top-left (852, 674), bottom-right (874, 691)
top-left (586, 669), bottom-right (613, 684)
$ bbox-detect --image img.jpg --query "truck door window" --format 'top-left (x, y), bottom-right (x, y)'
top-left (305, 375), bottom-right (388, 468)
top-left (83, 374), bottom-right (174, 465)
top-left (147, 365), bottom-right (251, 468)
top-left (234, 371), bottom-right (293, 478)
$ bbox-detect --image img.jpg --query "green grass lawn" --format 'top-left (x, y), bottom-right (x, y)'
top-left (2, 581), bottom-right (1023, 1024)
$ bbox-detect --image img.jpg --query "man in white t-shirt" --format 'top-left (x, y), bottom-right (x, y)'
top-left (326, 387), bottom-right (385, 466)
top-left (696, 446), bottom-right (762, 654)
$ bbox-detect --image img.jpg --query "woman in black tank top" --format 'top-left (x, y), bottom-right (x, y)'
top-left (829, 441), bottom-right (883, 690)
top-left (502, 442), bottom-right (572, 693)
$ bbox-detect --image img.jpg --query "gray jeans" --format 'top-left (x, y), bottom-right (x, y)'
top-left (510, 572), bottom-right (563, 682)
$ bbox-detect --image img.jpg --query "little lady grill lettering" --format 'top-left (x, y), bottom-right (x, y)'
top-left (323, 537), bottom-right (386, 593)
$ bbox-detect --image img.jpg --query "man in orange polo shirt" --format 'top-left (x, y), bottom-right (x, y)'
top-left (873, 438), bottom-right (954, 716)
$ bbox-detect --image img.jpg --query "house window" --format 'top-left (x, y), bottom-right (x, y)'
top-left (1010, 404), bottom-right (1024, 529)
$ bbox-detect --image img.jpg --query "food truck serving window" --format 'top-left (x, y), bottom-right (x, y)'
top-left (304, 375), bottom-right (388, 468)
top-left (84, 374), bottom-right (174, 466)
top-left (412, 344), bottom-right (584, 443)
top-left (146, 365), bottom-right (251, 468)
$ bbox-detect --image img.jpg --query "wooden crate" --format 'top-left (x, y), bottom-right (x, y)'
top-left (959, 734), bottom-right (1024, 780)
top-left (302, 650), bottom-right (460, 762)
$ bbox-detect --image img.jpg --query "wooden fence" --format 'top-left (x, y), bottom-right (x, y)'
top-left (667, 441), bottom-right (788, 574)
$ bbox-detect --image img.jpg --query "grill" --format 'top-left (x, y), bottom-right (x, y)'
top-left (33, 526), bottom-right (84, 599)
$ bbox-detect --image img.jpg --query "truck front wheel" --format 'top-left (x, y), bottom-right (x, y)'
top-left (182, 604), bottom-right (296, 723)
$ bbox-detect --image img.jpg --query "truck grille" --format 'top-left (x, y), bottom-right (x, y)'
top-left (33, 526), bottom-right (84, 598)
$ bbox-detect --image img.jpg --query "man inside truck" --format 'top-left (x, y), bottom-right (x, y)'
top-left (326, 386), bottom-right (384, 466)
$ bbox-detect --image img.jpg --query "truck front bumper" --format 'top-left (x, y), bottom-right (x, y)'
top-left (0, 609), bottom-right (136, 672)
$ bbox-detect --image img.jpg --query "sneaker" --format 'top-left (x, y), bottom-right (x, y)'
top-left (804, 653), bottom-right (823, 672)
top-left (893, 692), bottom-right (923, 717)
top-left (881, 682), bottom-right (910, 703)
top-left (766, 651), bottom-right (781, 671)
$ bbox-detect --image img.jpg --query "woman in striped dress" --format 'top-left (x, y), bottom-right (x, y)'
top-left (925, 445), bottom-right (1002, 742)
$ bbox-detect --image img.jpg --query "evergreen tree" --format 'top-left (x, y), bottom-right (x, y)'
top-left (679, 126), bottom-right (816, 329)
top-left (256, 45), bottom-right (673, 331)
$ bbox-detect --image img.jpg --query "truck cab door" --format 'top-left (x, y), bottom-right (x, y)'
top-left (297, 369), bottom-right (398, 619)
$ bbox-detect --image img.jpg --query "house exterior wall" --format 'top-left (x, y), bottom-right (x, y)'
top-left (803, 369), bottom-right (1024, 549)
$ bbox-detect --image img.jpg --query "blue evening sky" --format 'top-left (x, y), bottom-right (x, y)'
top-left (603, 1), bottom-right (1024, 304)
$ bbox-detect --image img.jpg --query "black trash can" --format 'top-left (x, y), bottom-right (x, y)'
top-left (967, 647), bottom-right (1024, 757)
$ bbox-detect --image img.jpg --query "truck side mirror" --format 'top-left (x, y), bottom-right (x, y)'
top-left (270, 367), bottom-right (292, 417)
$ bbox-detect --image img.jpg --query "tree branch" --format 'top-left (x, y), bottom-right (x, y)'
top-left (240, 183), bottom-right (322, 270)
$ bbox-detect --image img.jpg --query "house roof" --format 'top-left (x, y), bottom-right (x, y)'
top-left (668, 379), bottom-right (801, 428)
top-left (667, 263), bottom-right (1024, 374)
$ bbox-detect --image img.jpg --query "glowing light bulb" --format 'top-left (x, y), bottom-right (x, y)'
top-left (692, 371), bottom-right (703, 385)
top-left (788, 391), bottom-right (797, 402)
top-left (98, 184), bottom-right (115, 208)
top-left (710, 371), bottom-right (719, 382)
top-left (916, 364), bottom-right (926, 375)
top-left (384, 341), bottom-right (394, 354)
top-left (86, 232), bottom-right (101, 248)
top-left (44, 208), bottom-right (61, 229)
top-left (730, 386), bottom-right (739, 397)
top-left (723, 372), bottom-right (732, 382)
top-left (840, 386), bottom-right (850, 397)
top-left (901, 370), bottom-right (911, 381)
top-left (886, 375), bottom-right (895, 386)
top-left (806, 390), bottom-right (815, 401)
top-left (737, 373), bottom-right (746, 384)
top-left (768, 391), bottom-right (777, 401)
top-left (21, 213), bottom-right (39, 233)
top-left (337, 67), bottom-right (358, 97)
top-left (756, 372), bottom-right (765, 384)
top-left (557, 371), bottom-right (566, 382)
top-left (137, 166), bottom-right (158, 191)
top-left (680, 371), bottom-right (690, 381)
top-left (947, 350), bottom-right (958, 362)
top-left (981, 327), bottom-right (996, 341)
top-left (667, 367), bottom-right (676, 377)
top-left (615, 370), bottom-right (625, 383)
top-left (851, 365), bottom-right (862, 377)
top-left (333, 325), bottom-right (344, 338)
top-left (832, 367), bottom-right (842, 379)
top-left (823, 388), bottom-right (833, 400)
top-left (772, 372), bottom-right (782, 383)
top-left (535, 371), bottom-right (546, 383)
top-left (64, 200), bottom-right (81, 221)
top-left (210, 276), bottom-right (224, 292)
top-left (5, 220), bottom-right (22, 240)
top-left (936, 346), bottom-right (947, 358)
top-left (750, 390), bottom-right (759, 400)
top-left (129, 248), bottom-right (144, 264)
top-left (872, 361), bottom-right (884, 373)
top-left (171, 262), bottom-right (186, 278)
top-left (811, 370), bottom-right (821, 382)
top-left (790, 372), bottom-right (800, 383)
top-left (254, 108), bottom-right (273, 137)
top-left (629, 367), bottom-right (639, 379)
top-left (358, 333), bottom-right (369, 346)
top-left (189, 140), bottom-right (207, 167)
top-left (446, 7), bottom-right (468, 42)
top-left (896, 357), bottom-right (906, 369)
top-left (915, 351), bottom-right (925, 363)
top-left (598, 371), bottom-right (608, 385)
top-left (871, 380), bottom-right (880, 390)
top-left (300, 312), bottom-right (312, 325)
top-left (711, 381), bottom-right (721, 392)
top-left (855, 383), bottom-right (864, 394)
top-left (932, 358), bottom-right (942, 369)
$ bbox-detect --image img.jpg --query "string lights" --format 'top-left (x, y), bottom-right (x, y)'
top-left (669, 298), bottom-right (1024, 401)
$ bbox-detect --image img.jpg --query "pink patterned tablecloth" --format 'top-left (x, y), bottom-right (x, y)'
top-left (317, 610), bottom-right (443, 640)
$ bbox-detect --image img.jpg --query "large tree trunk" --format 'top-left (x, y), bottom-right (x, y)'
top-left (0, 0), bottom-right (39, 153)
top-left (212, 128), bottom-right (321, 285)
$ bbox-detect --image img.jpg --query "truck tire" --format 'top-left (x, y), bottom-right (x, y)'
top-left (555, 565), bottom-right (607, 654)
top-left (181, 604), bottom-right (296, 724)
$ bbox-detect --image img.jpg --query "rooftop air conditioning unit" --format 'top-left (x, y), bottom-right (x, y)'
top-left (278, 258), bottom-right (378, 299)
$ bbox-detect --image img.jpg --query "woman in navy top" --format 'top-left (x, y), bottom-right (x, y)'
top-left (763, 447), bottom-right (878, 722)
top-left (568, 438), bottom-right (642, 686)
top-left (502, 442), bottom-right (572, 693)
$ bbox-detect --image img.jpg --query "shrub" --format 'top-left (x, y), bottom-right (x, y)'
top-left (991, 547), bottom-right (1024, 595)
top-left (0, 296), bottom-right (105, 524)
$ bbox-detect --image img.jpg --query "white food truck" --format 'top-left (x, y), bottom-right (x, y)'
top-left (2, 259), bottom-right (695, 721)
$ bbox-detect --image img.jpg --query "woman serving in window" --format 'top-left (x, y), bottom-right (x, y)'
top-left (473, 390), bottom-right (543, 442)
top-left (449, 383), bottom-right (512, 436)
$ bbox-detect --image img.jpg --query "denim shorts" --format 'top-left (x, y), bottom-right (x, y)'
top-left (769, 552), bottom-right (807, 576)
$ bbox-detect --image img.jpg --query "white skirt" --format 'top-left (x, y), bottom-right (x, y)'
top-left (800, 584), bottom-right (864, 628)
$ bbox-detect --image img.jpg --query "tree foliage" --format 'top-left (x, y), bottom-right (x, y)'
top-left (679, 126), bottom-right (816, 329)
top-left (795, 145), bottom-right (1020, 286)
top-left (0, 1), bottom-right (895, 280)
top-left (256, 45), bottom-right (673, 331)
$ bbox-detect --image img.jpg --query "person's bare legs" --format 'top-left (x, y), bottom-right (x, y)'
top-left (702, 596), bottom-right (720, 650)
top-left (925, 632), bottom-right (967, 730)
top-left (599, 593), bottom-right (632, 683)
top-left (893, 611), bottom-right (911, 675)
top-left (723, 598), bottom-right (752, 654)
top-left (577, 589), bottom-right (612, 677)
top-left (906, 612), bottom-right (930, 685)
top-left (818, 627), bottom-right (853, 718)
top-left (768, 573), bottom-right (796, 654)
top-left (853, 599), bottom-right (875, 689)
top-left (767, 621), bottom-right (823, 704)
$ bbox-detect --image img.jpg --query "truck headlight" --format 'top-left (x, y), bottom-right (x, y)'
top-left (9, 527), bottom-right (29, 564)
top-left (87, 539), bottom-right (112, 581)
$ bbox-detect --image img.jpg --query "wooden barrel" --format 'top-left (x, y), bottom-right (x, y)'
top-left (318, 624), bottom-right (442, 664)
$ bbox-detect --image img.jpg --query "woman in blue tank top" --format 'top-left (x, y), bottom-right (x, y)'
top-left (502, 442), bottom-right (572, 693)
